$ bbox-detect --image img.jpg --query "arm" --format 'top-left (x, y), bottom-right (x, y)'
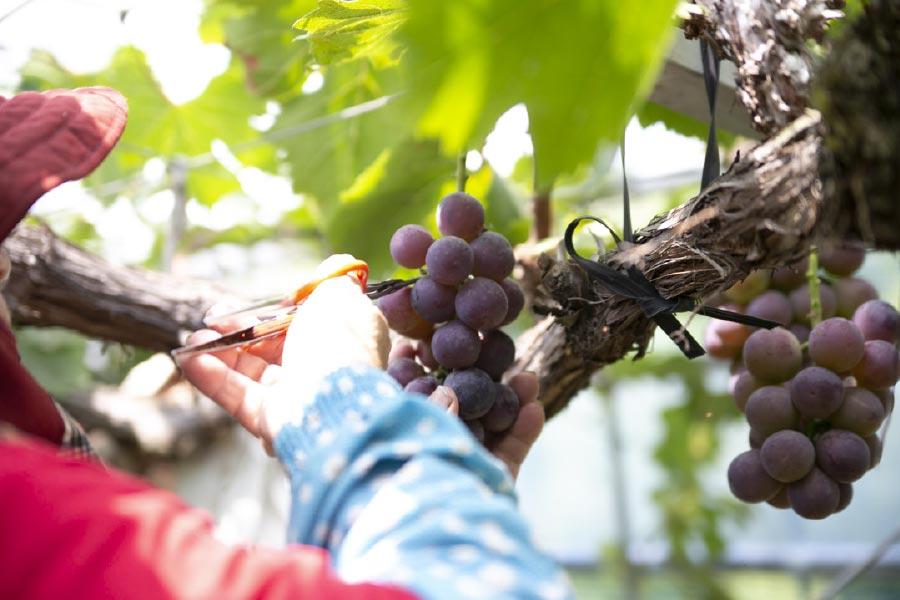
top-left (274, 366), bottom-right (572, 600)
top-left (0, 435), bottom-right (418, 600)
top-left (179, 269), bottom-right (573, 600)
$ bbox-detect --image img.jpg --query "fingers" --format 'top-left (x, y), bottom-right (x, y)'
top-left (203, 304), bottom-right (288, 365)
top-left (182, 330), bottom-right (272, 382)
top-left (491, 372), bottom-right (544, 480)
top-left (177, 350), bottom-right (267, 437)
top-left (507, 372), bottom-right (540, 406)
top-left (429, 385), bottom-right (459, 416)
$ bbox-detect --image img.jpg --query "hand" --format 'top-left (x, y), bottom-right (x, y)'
top-left (429, 373), bottom-right (544, 480)
top-left (178, 256), bottom-right (390, 452)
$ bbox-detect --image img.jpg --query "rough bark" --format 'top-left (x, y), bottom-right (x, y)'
top-left (515, 113), bottom-right (822, 417)
top-left (684, 0), bottom-right (843, 137)
top-left (4, 224), bottom-right (242, 352)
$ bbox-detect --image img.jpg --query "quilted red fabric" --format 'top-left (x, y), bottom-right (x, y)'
top-left (0, 87), bottom-right (127, 240)
top-left (0, 437), bottom-right (419, 600)
top-left (0, 87), bottom-right (126, 444)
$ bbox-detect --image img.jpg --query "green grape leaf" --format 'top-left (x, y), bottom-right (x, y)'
top-left (324, 139), bottom-right (453, 276)
top-left (295, 0), bottom-right (407, 68)
top-left (275, 62), bottom-right (408, 214)
top-left (401, 0), bottom-right (680, 188)
top-left (18, 47), bottom-right (271, 205)
top-left (200, 0), bottom-right (317, 98)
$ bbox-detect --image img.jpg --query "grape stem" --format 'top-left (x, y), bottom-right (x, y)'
top-left (806, 245), bottom-right (822, 327)
top-left (456, 152), bottom-right (468, 193)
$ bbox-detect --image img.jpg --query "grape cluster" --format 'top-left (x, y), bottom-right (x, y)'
top-left (709, 242), bottom-right (899, 519)
top-left (378, 192), bottom-right (526, 443)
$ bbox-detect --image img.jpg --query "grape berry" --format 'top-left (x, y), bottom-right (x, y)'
top-left (715, 243), bottom-right (898, 519)
top-left (380, 192), bottom-right (526, 445)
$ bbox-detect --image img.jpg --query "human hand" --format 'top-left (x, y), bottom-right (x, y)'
top-left (429, 372), bottom-right (544, 480)
top-left (177, 255), bottom-right (390, 452)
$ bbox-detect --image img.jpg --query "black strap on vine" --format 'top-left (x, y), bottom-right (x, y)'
top-left (564, 217), bottom-right (781, 359)
top-left (700, 39), bottom-right (721, 190)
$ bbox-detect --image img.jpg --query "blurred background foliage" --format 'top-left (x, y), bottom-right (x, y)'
top-left (5, 1), bottom-right (898, 598)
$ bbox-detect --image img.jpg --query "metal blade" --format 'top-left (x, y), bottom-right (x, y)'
top-left (172, 311), bottom-right (294, 359)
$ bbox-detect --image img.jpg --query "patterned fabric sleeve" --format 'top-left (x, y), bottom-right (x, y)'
top-left (273, 366), bottom-right (575, 600)
top-left (54, 400), bottom-right (98, 461)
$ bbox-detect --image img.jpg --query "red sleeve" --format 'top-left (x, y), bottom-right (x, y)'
top-left (0, 324), bottom-right (64, 444)
top-left (0, 438), bottom-right (419, 600)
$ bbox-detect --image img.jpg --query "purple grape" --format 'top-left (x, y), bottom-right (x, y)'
top-left (475, 330), bottom-right (516, 381)
top-left (405, 375), bottom-right (439, 396)
top-left (851, 340), bottom-right (899, 389)
top-left (379, 287), bottom-right (425, 333)
top-left (483, 383), bottom-right (520, 433)
top-left (425, 236), bottom-right (474, 285)
top-left (771, 258), bottom-right (808, 291)
top-left (436, 192), bottom-right (485, 241)
top-left (790, 366), bottom-right (844, 419)
top-left (730, 371), bottom-right (760, 413)
top-left (445, 368), bottom-right (495, 419)
top-left (790, 283), bottom-right (838, 324)
top-left (831, 387), bottom-right (885, 436)
top-left (873, 387), bottom-right (894, 414)
top-left (833, 278), bottom-right (878, 318)
top-left (819, 240), bottom-right (866, 277)
top-left (809, 318), bottom-right (866, 373)
top-left (745, 386), bottom-right (797, 436)
top-left (788, 468), bottom-right (839, 520)
top-left (465, 418), bottom-right (486, 443)
top-left (853, 299), bottom-right (899, 343)
top-left (455, 277), bottom-right (508, 331)
top-left (760, 430), bottom-right (816, 483)
top-left (401, 318), bottom-right (435, 341)
top-left (431, 321), bottom-right (481, 369)
top-left (469, 231), bottom-right (515, 282)
top-left (416, 337), bottom-right (439, 370)
top-left (387, 358), bottom-right (425, 387)
top-left (835, 482), bottom-right (853, 513)
top-left (767, 487), bottom-right (792, 509)
top-left (746, 290), bottom-right (793, 327)
top-left (390, 224), bottom-right (434, 269)
top-left (500, 278), bottom-right (525, 325)
top-left (815, 429), bottom-right (870, 483)
top-left (388, 340), bottom-right (417, 363)
top-left (864, 433), bottom-right (883, 468)
top-left (743, 327), bottom-right (803, 383)
top-left (790, 323), bottom-right (811, 344)
top-left (749, 428), bottom-right (766, 449)
top-left (411, 277), bottom-right (457, 323)
top-left (727, 450), bottom-right (782, 503)
top-left (706, 315), bottom-right (749, 360)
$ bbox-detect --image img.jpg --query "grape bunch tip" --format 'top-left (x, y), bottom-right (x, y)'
top-left (713, 241), bottom-right (898, 520)
top-left (380, 192), bottom-right (525, 446)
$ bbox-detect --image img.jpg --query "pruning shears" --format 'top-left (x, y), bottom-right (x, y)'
top-left (171, 255), bottom-right (411, 359)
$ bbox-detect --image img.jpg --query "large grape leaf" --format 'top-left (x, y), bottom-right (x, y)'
top-left (293, 0), bottom-right (407, 68)
top-left (323, 139), bottom-right (453, 276)
top-left (18, 47), bottom-right (272, 205)
top-left (401, 0), bottom-right (680, 188)
top-left (274, 61), bottom-right (409, 214)
top-left (200, 0), bottom-right (317, 98)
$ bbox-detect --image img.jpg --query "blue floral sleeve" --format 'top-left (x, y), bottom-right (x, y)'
top-left (273, 366), bottom-right (574, 600)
